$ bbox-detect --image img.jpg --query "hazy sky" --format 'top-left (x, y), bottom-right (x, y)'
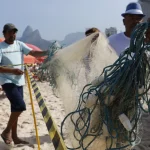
top-left (0, 0), bottom-right (137, 40)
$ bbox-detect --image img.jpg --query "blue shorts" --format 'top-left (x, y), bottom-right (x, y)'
top-left (2, 83), bottom-right (26, 112)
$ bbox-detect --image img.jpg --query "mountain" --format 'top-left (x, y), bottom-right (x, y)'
top-left (60, 32), bottom-right (85, 46)
top-left (19, 26), bottom-right (85, 50)
top-left (19, 26), bottom-right (52, 50)
top-left (22, 26), bottom-right (33, 37)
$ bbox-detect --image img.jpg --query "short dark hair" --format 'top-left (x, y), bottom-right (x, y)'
top-left (85, 28), bottom-right (100, 36)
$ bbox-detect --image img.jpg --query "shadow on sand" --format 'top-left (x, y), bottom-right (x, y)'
top-left (0, 134), bottom-right (51, 149)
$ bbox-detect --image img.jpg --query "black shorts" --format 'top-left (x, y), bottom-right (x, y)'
top-left (2, 83), bottom-right (26, 112)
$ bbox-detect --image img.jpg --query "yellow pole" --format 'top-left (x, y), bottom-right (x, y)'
top-left (25, 68), bottom-right (41, 150)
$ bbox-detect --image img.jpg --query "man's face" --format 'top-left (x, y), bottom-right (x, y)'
top-left (123, 14), bottom-right (144, 32)
top-left (4, 30), bottom-right (17, 44)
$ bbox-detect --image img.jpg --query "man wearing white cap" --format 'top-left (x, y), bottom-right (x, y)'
top-left (108, 2), bottom-right (150, 149)
top-left (108, 2), bottom-right (146, 55)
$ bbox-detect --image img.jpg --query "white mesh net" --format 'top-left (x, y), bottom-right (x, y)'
top-left (41, 32), bottom-right (119, 149)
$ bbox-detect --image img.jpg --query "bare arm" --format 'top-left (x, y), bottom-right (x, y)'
top-left (28, 50), bottom-right (48, 57)
top-left (0, 67), bottom-right (24, 75)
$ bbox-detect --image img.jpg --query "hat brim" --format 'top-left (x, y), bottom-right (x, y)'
top-left (9, 28), bottom-right (18, 32)
top-left (121, 9), bottom-right (145, 17)
top-left (3, 28), bottom-right (18, 32)
top-left (122, 12), bottom-right (145, 17)
top-left (121, 11), bottom-right (146, 17)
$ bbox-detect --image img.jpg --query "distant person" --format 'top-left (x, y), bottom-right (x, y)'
top-left (85, 27), bottom-right (100, 37)
top-left (0, 23), bottom-right (49, 145)
top-left (85, 27), bottom-right (100, 43)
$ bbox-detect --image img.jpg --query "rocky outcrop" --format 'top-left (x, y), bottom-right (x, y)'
top-left (19, 26), bottom-right (85, 49)
top-left (19, 26), bottom-right (52, 50)
top-left (60, 32), bottom-right (85, 46)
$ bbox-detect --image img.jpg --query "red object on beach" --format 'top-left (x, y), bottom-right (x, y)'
top-left (0, 38), bottom-right (5, 42)
top-left (26, 43), bottom-right (41, 51)
top-left (24, 55), bottom-right (38, 64)
top-left (24, 43), bottom-right (46, 64)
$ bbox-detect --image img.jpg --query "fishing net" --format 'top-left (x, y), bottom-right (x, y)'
top-left (39, 32), bottom-right (118, 112)
top-left (38, 32), bottom-right (118, 149)
top-left (39, 22), bottom-right (150, 150)
top-left (37, 41), bottom-right (62, 83)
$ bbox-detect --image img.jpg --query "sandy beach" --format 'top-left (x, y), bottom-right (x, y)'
top-left (133, 113), bottom-right (150, 150)
top-left (0, 82), bottom-right (71, 150)
top-left (0, 81), bottom-right (150, 150)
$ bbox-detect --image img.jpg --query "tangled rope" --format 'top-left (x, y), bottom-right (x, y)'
top-left (61, 22), bottom-right (150, 150)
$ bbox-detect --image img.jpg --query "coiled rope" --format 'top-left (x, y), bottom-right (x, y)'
top-left (61, 22), bottom-right (150, 150)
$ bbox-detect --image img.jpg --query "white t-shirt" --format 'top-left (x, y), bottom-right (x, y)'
top-left (0, 40), bottom-right (32, 86)
top-left (108, 32), bottom-right (130, 56)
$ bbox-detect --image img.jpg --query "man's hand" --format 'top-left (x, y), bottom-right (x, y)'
top-left (11, 68), bottom-right (24, 75)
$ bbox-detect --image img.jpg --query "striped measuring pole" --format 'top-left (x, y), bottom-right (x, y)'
top-left (25, 67), bottom-right (67, 150)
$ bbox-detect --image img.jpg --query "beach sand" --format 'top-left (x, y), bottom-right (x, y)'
top-left (0, 81), bottom-right (150, 150)
top-left (133, 113), bottom-right (150, 150)
top-left (0, 82), bottom-right (71, 150)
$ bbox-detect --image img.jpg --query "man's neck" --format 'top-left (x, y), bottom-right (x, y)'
top-left (124, 31), bottom-right (131, 38)
top-left (4, 40), bottom-right (14, 45)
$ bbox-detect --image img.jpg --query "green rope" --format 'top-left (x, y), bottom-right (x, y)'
top-left (61, 22), bottom-right (150, 150)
